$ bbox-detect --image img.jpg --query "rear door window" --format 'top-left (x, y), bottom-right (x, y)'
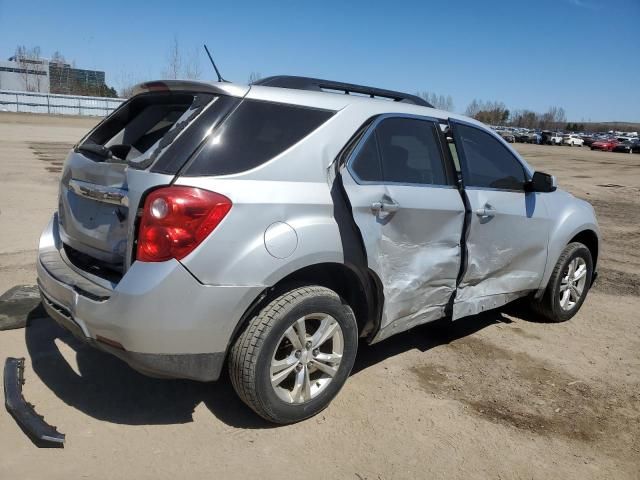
top-left (375, 117), bottom-right (448, 186)
top-left (183, 100), bottom-right (334, 176)
top-left (350, 133), bottom-right (383, 182)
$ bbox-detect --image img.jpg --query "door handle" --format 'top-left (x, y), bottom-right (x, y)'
top-left (475, 206), bottom-right (496, 218)
top-left (371, 200), bottom-right (400, 214)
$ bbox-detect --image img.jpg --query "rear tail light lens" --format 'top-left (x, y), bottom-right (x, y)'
top-left (137, 186), bottom-right (231, 262)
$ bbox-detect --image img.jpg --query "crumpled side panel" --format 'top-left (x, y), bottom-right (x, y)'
top-left (365, 185), bottom-right (465, 342)
top-left (453, 189), bottom-right (550, 320)
top-left (373, 238), bottom-right (460, 342)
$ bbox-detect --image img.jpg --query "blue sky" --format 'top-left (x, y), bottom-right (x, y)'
top-left (0, 0), bottom-right (638, 121)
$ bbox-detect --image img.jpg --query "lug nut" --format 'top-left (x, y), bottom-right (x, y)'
top-left (312, 349), bottom-right (319, 357)
top-left (296, 364), bottom-right (303, 372)
top-left (305, 341), bottom-right (312, 349)
top-left (294, 350), bottom-right (301, 358)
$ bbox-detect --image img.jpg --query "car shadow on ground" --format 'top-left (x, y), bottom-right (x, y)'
top-left (23, 305), bottom-right (513, 430)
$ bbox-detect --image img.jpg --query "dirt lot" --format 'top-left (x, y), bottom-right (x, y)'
top-left (0, 112), bottom-right (638, 479)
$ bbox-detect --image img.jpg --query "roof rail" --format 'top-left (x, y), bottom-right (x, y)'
top-left (253, 75), bottom-right (433, 108)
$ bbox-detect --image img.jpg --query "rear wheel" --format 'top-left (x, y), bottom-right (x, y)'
top-left (229, 286), bottom-right (358, 424)
top-left (530, 242), bottom-right (593, 322)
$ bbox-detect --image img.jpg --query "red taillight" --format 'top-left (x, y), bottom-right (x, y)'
top-left (136, 186), bottom-right (231, 262)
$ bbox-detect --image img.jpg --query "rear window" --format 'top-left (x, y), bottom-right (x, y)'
top-left (183, 99), bottom-right (334, 176)
top-left (81, 92), bottom-right (213, 165)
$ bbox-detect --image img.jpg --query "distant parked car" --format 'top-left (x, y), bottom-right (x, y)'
top-left (516, 131), bottom-right (540, 144)
top-left (562, 134), bottom-right (584, 147)
top-left (499, 131), bottom-right (515, 143)
top-left (591, 138), bottom-right (619, 151)
top-left (550, 132), bottom-right (563, 145)
top-left (613, 139), bottom-right (640, 154)
top-left (541, 131), bottom-right (554, 145)
top-left (581, 136), bottom-right (596, 147)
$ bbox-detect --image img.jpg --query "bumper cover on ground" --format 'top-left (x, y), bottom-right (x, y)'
top-left (4, 357), bottom-right (65, 447)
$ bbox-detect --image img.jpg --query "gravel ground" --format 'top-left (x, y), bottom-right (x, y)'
top-left (0, 113), bottom-right (638, 479)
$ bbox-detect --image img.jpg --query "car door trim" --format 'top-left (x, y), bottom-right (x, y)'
top-left (67, 179), bottom-right (129, 207)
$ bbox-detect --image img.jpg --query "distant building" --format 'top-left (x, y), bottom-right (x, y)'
top-left (0, 57), bottom-right (49, 91)
top-left (48, 62), bottom-right (106, 95)
top-left (0, 56), bottom-right (112, 96)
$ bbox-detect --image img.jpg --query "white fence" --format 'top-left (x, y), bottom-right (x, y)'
top-left (0, 90), bottom-right (125, 117)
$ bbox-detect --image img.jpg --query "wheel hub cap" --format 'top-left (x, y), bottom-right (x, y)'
top-left (270, 313), bottom-right (344, 404)
top-left (559, 257), bottom-right (588, 311)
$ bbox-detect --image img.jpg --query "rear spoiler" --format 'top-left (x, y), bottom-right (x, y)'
top-left (132, 80), bottom-right (248, 98)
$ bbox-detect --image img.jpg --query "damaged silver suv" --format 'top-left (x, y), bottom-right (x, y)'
top-left (37, 76), bottom-right (600, 423)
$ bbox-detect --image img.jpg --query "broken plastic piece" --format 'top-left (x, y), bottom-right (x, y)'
top-left (3, 357), bottom-right (65, 447)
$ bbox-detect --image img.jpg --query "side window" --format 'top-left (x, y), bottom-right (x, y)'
top-left (185, 100), bottom-right (334, 176)
top-left (375, 118), bottom-right (448, 185)
top-left (350, 132), bottom-right (383, 182)
top-left (456, 124), bottom-right (526, 190)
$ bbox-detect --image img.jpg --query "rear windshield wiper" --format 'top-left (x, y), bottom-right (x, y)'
top-left (76, 143), bottom-right (112, 159)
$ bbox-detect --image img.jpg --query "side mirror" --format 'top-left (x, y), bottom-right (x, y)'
top-left (526, 171), bottom-right (557, 193)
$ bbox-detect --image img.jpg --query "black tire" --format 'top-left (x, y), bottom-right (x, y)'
top-left (228, 286), bottom-right (358, 424)
top-left (530, 242), bottom-right (593, 322)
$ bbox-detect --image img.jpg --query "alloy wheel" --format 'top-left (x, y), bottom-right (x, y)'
top-left (270, 314), bottom-right (344, 404)
top-left (559, 257), bottom-right (588, 311)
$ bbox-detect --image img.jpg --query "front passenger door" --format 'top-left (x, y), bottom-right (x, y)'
top-left (450, 121), bottom-right (552, 319)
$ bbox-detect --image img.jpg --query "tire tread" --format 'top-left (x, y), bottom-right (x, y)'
top-left (530, 242), bottom-right (592, 322)
top-left (229, 286), bottom-right (341, 422)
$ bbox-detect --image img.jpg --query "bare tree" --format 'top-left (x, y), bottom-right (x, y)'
top-left (50, 50), bottom-right (67, 65)
top-left (14, 45), bottom-right (45, 92)
top-left (183, 47), bottom-right (202, 80)
top-left (116, 70), bottom-right (144, 98)
top-left (417, 91), bottom-right (454, 111)
top-left (164, 36), bottom-right (182, 79)
top-left (248, 72), bottom-right (262, 84)
top-left (465, 99), bottom-right (482, 118)
top-left (465, 99), bottom-right (509, 125)
top-left (510, 109), bottom-right (539, 129)
top-left (163, 37), bottom-right (203, 80)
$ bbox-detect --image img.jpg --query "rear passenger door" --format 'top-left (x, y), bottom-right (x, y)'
top-left (341, 115), bottom-right (465, 342)
top-left (449, 120), bottom-right (551, 319)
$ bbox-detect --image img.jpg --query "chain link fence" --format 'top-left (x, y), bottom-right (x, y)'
top-left (0, 89), bottom-right (125, 116)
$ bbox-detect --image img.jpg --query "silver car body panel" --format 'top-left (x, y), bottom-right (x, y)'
top-left (38, 215), bottom-right (262, 355)
top-left (341, 171), bottom-right (465, 341)
top-left (452, 188), bottom-right (552, 319)
top-left (535, 191), bottom-right (600, 296)
top-left (37, 79), bottom-right (601, 379)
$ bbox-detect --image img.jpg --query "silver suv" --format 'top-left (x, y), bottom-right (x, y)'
top-left (37, 76), bottom-right (600, 423)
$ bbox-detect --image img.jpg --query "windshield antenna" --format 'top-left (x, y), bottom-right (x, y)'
top-left (203, 44), bottom-right (227, 83)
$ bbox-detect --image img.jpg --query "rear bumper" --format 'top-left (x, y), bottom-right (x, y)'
top-left (37, 214), bottom-right (263, 381)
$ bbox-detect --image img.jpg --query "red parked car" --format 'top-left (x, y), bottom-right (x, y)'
top-left (591, 138), bottom-right (619, 151)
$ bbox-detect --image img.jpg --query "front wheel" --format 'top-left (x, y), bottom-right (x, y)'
top-left (530, 242), bottom-right (593, 322)
top-left (229, 286), bottom-right (358, 424)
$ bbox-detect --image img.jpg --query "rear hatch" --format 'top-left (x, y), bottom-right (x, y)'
top-left (57, 82), bottom-right (244, 281)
